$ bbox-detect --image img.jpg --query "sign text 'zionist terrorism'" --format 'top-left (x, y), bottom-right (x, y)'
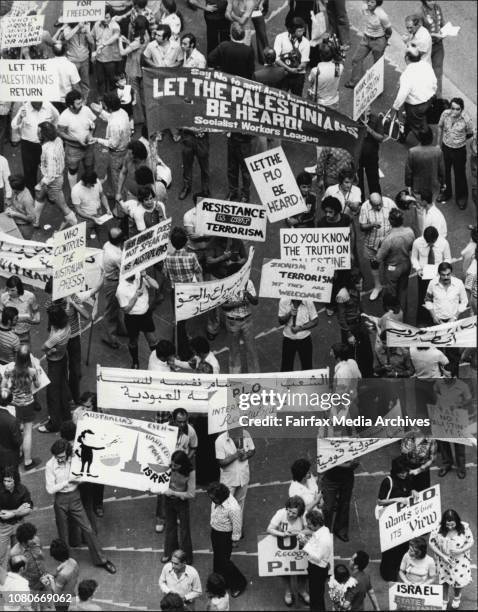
top-left (379, 485), bottom-right (441, 552)
top-left (175, 247), bottom-right (254, 321)
top-left (71, 411), bottom-right (177, 493)
top-left (389, 583), bottom-right (443, 611)
top-left (120, 218), bottom-right (171, 278)
top-left (257, 534), bottom-right (308, 577)
top-left (353, 55), bottom-right (385, 121)
top-left (62, 1), bottom-right (106, 24)
top-left (245, 147), bottom-right (307, 222)
top-left (142, 67), bottom-right (365, 156)
top-left (196, 198), bottom-right (267, 242)
top-left (0, 14), bottom-right (44, 49)
top-left (280, 227), bottom-right (351, 268)
top-left (387, 316), bottom-right (477, 348)
top-left (0, 60), bottom-right (60, 101)
top-left (52, 223), bottom-right (86, 300)
top-left (259, 259), bottom-right (333, 302)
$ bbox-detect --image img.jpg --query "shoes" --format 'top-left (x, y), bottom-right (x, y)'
top-left (179, 185), bottom-right (191, 200)
top-left (369, 287), bottom-right (382, 301)
top-left (24, 459), bottom-right (41, 471)
top-left (334, 532), bottom-right (349, 542)
top-left (230, 585), bottom-right (246, 598)
top-left (100, 560), bottom-right (116, 574)
top-left (161, 555), bottom-right (170, 563)
top-left (155, 523), bottom-right (165, 533)
top-left (344, 81), bottom-right (356, 89)
top-left (101, 337), bottom-right (119, 349)
top-left (172, 134), bottom-right (181, 143)
top-left (38, 422), bottom-right (58, 434)
top-left (284, 592), bottom-right (294, 606)
top-left (438, 466), bottom-right (452, 477)
top-left (298, 592), bottom-right (310, 605)
top-left (304, 165), bottom-right (317, 174)
top-left (457, 469), bottom-right (466, 479)
top-left (451, 596), bottom-right (461, 609)
top-left (94, 507), bottom-right (104, 517)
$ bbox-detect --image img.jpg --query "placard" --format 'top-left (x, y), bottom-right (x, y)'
top-left (353, 56), bottom-right (384, 121)
top-left (196, 198), bottom-right (267, 242)
top-left (379, 485), bottom-right (441, 552)
top-left (70, 411), bottom-right (177, 493)
top-left (280, 227), bottom-right (351, 268)
top-left (257, 534), bottom-right (308, 577)
top-left (389, 583), bottom-right (443, 611)
top-left (52, 223), bottom-right (86, 300)
top-left (0, 14), bottom-right (44, 49)
top-left (259, 259), bottom-right (333, 302)
top-left (386, 317), bottom-right (477, 347)
top-left (62, 0), bottom-right (106, 23)
top-left (317, 438), bottom-right (397, 473)
top-left (120, 218), bottom-right (171, 278)
top-left (245, 147), bottom-right (307, 223)
top-left (428, 402), bottom-right (476, 443)
top-left (175, 246), bottom-right (254, 321)
top-left (0, 60), bottom-right (60, 101)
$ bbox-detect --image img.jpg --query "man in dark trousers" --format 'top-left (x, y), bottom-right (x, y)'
top-left (405, 127), bottom-right (445, 199)
top-left (253, 47), bottom-right (285, 87)
top-left (208, 23), bottom-right (255, 79)
top-left (321, 459), bottom-right (359, 542)
top-left (0, 389), bottom-right (22, 470)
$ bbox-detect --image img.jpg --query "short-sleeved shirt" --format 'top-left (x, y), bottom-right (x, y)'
top-left (49, 56), bottom-right (80, 102)
top-left (143, 40), bottom-right (180, 67)
top-left (439, 110), bottom-right (474, 149)
top-left (44, 326), bottom-right (71, 361)
top-left (63, 25), bottom-right (90, 63)
top-left (400, 552), bottom-right (436, 584)
top-left (274, 31), bottom-right (310, 73)
top-left (116, 276), bottom-right (149, 315)
top-left (71, 180), bottom-right (102, 217)
top-left (0, 290), bottom-right (39, 336)
top-left (364, 6), bottom-right (391, 37)
top-left (279, 299), bottom-right (317, 340)
top-left (288, 476), bottom-right (319, 511)
top-left (9, 187), bottom-right (35, 225)
top-left (269, 507), bottom-right (306, 534)
top-left (409, 347), bottom-right (448, 378)
top-left (206, 239), bottom-right (246, 279)
top-left (174, 423), bottom-right (198, 454)
top-left (0, 326), bottom-right (20, 364)
top-left (92, 20), bottom-right (121, 62)
top-left (102, 241), bottom-right (122, 281)
top-left (215, 430), bottom-right (255, 488)
top-left (359, 197), bottom-right (396, 250)
top-left (349, 570), bottom-right (372, 611)
top-left (58, 106), bottom-right (96, 145)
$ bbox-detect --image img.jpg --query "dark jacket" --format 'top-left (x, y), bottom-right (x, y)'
top-left (208, 40), bottom-right (255, 79)
top-left (0, 407), bottom-right (22, 468)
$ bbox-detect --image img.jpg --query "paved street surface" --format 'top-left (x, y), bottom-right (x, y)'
top-left (2, 1), bottom-right (476, 610)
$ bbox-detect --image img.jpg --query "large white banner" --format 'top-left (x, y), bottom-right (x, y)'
top-left (70, 411), bottom-right (177, 492)
top-left (379, 485), bottom-right (441, 552)
top-left (353, 56), bottom-right (384, 121)
top-left (245, 147), bottom-right (307, 223)
top-left (317, 438), bottom-right (397, 473)
top-left (257, 534), bottom-right (308, 577)
top-left (62, 1), bottom-right (106, 23)
top-left (280, 227), bottom-right (351, 269)
top-left (196, 198), bottom-right (267, 242)
top-left (52, 223), bottom-right (87, 300)
top-left (175, 247), bottom-right (254, 321)
top-left (386, 316), bottom-right (477, 347)
top-left (389, 583), bottom-right (443, 611)
top-left (0, 14), bottom-right (44, 49)
top-left (259, 259), bottom-right (333, 302)
top-left (0, 60), bottom-right (60, 101)
top-left (120, 218), bottom-right (171, 278)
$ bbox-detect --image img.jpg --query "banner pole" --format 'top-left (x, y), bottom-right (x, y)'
top-left (85, 295), bottom-right (97, 366)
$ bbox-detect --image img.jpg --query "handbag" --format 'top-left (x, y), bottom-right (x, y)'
top-left (380, 109), bottom-right (405, 141)
top-left (426, 97), bottom-right (449, 125)
top-left (374, 475), bottom-right (392, 519)
top-left (310, 5), bottom-right (327, 44)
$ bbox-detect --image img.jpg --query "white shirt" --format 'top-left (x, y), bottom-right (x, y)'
top-left (417, 204), bottom-right (447, 238)
top-left (279, 299), bottom-right (317, 340)
top-left (0, 572), bottom-right (30, 610)
top-left (323, 183), bottom-right (362, 215)
top-left (409, 26), bottom-right (432, 63)
top-left (274, 31), bottom-right (310, 73)
top-left (71, 180), bottom-right (102, 217)
top-left (334, 359), bottom-right (362, 380)
top-left (0, 155), bottom-right (12, 198)
top-left (393, 60), bottom-right (437, 109)
top-left (410, 347), bottom-right (448, 378)
top-left (58, 107), bottom-right (96, 145)
top-left (148, 351), bottom-right (171, 372)
top-left (182, 48), bottom-right (207, 69)
top-left (304, 525), bottom-right (333, 568)
top-left (48, 56), bottom-right (81, 102)
top-left (116, 275), bottom-right (149, 315)
top-left (96, 108), bottom-right (131, 151)
top-left (45, 456), bottom-right (78, 494)
top-left (158, 563), bottom-right (202, 602)
top-left (102, 241), bottom-right (122, 281)
top-left (425, 277), bottom-right (468, 321)
top-left (143, 40), bottom-right (180, 67)
top-left (11, 102), bottom-right (59, 143)
top-left (411, 235), bottom-right (451, 272)
top-left (215, 430), bottom-right (255, 488)
top-left (288, 475), bottom-right (319, 511)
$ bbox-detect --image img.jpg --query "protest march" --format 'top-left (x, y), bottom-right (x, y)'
top-left (0, 1), bottom-right (476, 611)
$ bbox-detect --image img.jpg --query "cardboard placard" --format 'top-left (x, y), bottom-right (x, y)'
top-left (353, 56), bottom-right (384, 121)
top-left (120, 218), bottom-right (171, 278)
top-left (52, 223), bottom-right (86, 300)
top-left (196, 198), bottom-right (267, 242)
top-left (259, 259), bottom-right (333, 303)
top-left (0, 60), bottom-right (60, 101)
top-left (280, 227), bottom-right (351, 268)
top-left (62, 0), bottom-right (106, 23)
top-left (0, 14), bottom-right (44, 49)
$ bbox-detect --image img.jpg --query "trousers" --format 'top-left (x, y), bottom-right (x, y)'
top-left (227, 136), bottom-right (252, 200)
top-left (307, 563), bottom-right (328, 611)
top-left (210, 529), bottom-right (247, 592)
top-left (442, 144), bottom-right (468, 208)
top-left (225, 315), bottom-right (260, 373)
top-left (21, 140), bottom-right (42, 195)
top-left (281, 335), bottom-right (313, 372)
top-left (164, 497), bottom-right (193, 564)
top-left (46, 356), bottom-right (72, 431)
top-left (321, 473), bottom-right (354, 538)
top-left (67, 335), bottom-right (82, 404)
top-left (182, 133), bottom-right (210, 192)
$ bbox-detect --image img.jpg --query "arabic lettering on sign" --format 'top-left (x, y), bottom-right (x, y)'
top-left (386, 317), bottom-right (477, 347)
top-left (317, 438), bottom-right (396, 472)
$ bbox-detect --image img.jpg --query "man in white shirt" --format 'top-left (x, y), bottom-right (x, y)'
top-left (415, 189), bottom-right (447, 238)
top-left (71, 170), bottom-right (112, 245)
top-left (101, 227), bottom-right (126, 349)
top-left (172, 336), bottom-right (220, 373)
top-left (392, 47), bottom-right (436, 144)
top-left (142, 24), bottom-right (181, 68)
top-left (180, 33), bottom-right (206, 68)
top-left (0, 556), bottom-right (30, 609)
top-left (215, 427), bottom-right (255, 534)
top-left (274, 17), bottom-right (310, 96)
top-left (403, 14), bottom-right (432, 63)
top-left (425, 262), bottom-right (468, 324)
top-left (148, 339), bottom-right (175, 372)
top-left (278, 298), bottom-right (318, 371)
top-left (411, 225), bottom-right (451, 325)
top-left (49, 42), bottom-right (81, 113)
top-left (158, 550), bottom-right (202, 609)
top-left (58, 90), bottom-right (96, 190)
top-left (409, 346), bottom-right (449, 378)
top-left (11, 102), bottom-right (59, 195)
top-left (301, 508), bottom-right (333, 612)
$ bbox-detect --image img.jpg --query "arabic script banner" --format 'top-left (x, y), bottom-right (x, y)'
top-left (317, 438), bottom-right (397, 473)
top-left (386, 316), bottom-right (477, 347)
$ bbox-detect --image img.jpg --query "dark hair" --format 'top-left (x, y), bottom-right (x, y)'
top-left (375, 0), bottom-right (384, 5)
top-left (155, 340), bottom-right (175, 361)
top-left (305, 508), bottom-right (325, 528)
top-left (296, 171), bottom-right (312, 186)
top-left (382, 291), bottom-right (400, 312)
top-left (47, 303), bottom-right (69, 330)
top-left (1, 306), bottom-right (18, 327)
top-left (263, 46), bottom-right (276, 64)
top-left (338, 168), bottom-right (355, 184)
top-left (170, 227), bottom-right (187, 250)
top-left (438, 261), bottom-right (452, 274)
top-left (65, 89), bottom-right (82, 108)
top-left (8, 174), bottom-right (26, 192)
top-left (50, 538), bottom-right (69, 562)
top-left (389, 208), bottom-right (403, 227)
top-left (331, 342), bottom-right (350, 361)
top-left (81, 170), bottom-right (98, 186)
top-left (291, 458), bottom-right (311, 482)
top-left (12, 344), bottom-right (34, 394)
top-left (405, 47), bottom-right (422, 63)
top-left (6, 275), bottom-right (24, 296)
top-left (345, 268), bottom-right (363, 290)
top-left (334, 564), bottom-right (351, 584)
top-left (137, 185), bottom-right (155, 202)
top-left (409, 536), bottom-right (427, 559)
top-left (171, 450), bottom-right (193, 476)
top-left (104, 6), bottom-right (114, 17)
top-left (156, 23), bottom-right (172, 40)
top-left (50, 438), bottom-right (72, 458)
top-left (321, 196), bottom-right (342, 215)
top-left (171, 407), bottom-right (188, 421)
top-left (103, 92), bottom-right (121, 113)
top-left (190, 336), bottom-right (209, 356)
top-left (353, 550), bottom-right (370, 571)
top-left (160, 592), bottom-right (184, 612)
top-left (391, 455), bottom-right (409, 477)
top-left (9, 556), bottom-right (26, 573)
top-left (162, 0), bottom-right (177, 13)
top-left (135, 166), bottom-right (154, 186)
top-left (439, 509), bottom-right (465, 536)
top-left (78, 579), bottom-right (98, 602)
top-left (405, 13), bottom-right (422, 26)
top-left (109, 227), bottom-right (124, 246)
top-left (395, 189), bottom-right (416, 211)
top-left (0, 388), bottom-right (13, 407)
top-left (207, 481), bottom-right (229, 504)
top-left (38, 121), bottom-right (57, 143)
top-left (52, 42), bottom-right (66, 56)
top-left (60, 420), bottom-right (77, 442)
top-left (132, 14), bottom-right (150, 43)
top-left (181, 32), bottom-right (196, 48)
top-left (318, 42), bottom-right (334, 62)
top-left (418, 128), bottom-right (434, 146)
top-left (290, 16), bottom-right (306, 32)
top-left (285, 495), bottom-right (306, 517)
top-left (423, 226), bottom-right (439, 243)
top-left (1, 466), bottom-right (20, 489)
top-left (231, 22), bottom-right (245, 41)
top-left (16, 522), bottom-right (37, 545)
top-left (450, 97), bottom-right (464, 111)
top-left (417, 188), bottom-right (433, 204)
top-left (128, 140), bottom-right (148, 161)
top-left (206, 573), bottom-right (227, 598)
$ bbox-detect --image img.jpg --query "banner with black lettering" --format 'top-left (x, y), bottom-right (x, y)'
top-left (142, 67), bottom-right (365, 157)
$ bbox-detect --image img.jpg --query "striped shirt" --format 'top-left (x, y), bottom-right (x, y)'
top-left (359, 197), bottom-right (396, 250)
top-left (0, 327), bottom-right (19, 364)
top-left (164, 249), bottom-right (203, 285)
top-left (210, 494), bottom-right (242, 541)
top-left (1, 362), bottom-right (40, 406)
top-left (40, 138), bottom-right (65, 185)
